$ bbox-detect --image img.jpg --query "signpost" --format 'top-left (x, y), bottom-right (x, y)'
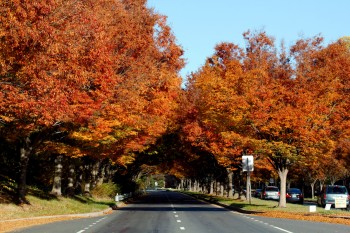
top-left (242, 155), bottom-right (254, 204)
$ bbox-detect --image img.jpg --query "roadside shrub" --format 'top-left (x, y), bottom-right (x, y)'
top-left (91, 182), bottom-right (121, 199)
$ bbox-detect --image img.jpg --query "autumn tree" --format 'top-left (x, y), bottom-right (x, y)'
top-left (65, 0), bottom-right (184, 170)
top-left (0, 0), bottom-right (185, 203)
top-left (183, 30), bottom-right (350, 208)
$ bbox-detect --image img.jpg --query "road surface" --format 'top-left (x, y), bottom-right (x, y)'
top-left (12, 190), bottom-right (350, 233)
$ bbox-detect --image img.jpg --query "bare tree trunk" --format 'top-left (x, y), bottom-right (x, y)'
top-left (66, 163), bottom-right (75, 196)
top-left (319, 179), bottom-right (325, 192)
top-left (193, 180), bottom-right (198, 192)
top-left (278, 168), bottom-right (288, 208)
top-left (209, 179), bottom-right (214, 195)
top-left (310, 179), bottom-right (317, 199)
top-left (91, 160), bottom-right (100, 189)
top-left (75, 165), bottom-right (84, 195)
top-left (97, 160), bottom-right (107, 186)
top-left (51, 154), bottom-right (63, 196)
top-left (227, 170), bottom-right (233, 198)
top-left (216, 181), bottom-right (220, 195)
top-left (83, 161), bottom-right (92, 197)
top-left (18, 137), bottom-right (32, 204)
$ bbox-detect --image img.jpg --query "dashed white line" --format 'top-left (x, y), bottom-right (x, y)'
top-left (271, 226), bottom-right (294, 233)
top-left (180, 227), bottom-right (186, 230)
top-left (75, 217), bottom-right (107, 233)
top-left (243, 215), bottom-right (293, 233)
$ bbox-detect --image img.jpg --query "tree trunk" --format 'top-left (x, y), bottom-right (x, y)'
top-left (216, 181), bottom-right (220, 195)
top-left (209, 179), bottom-right (214, 195)
top-left (18, 137), bottom-right (32, 204)
top-left (66, 163), bottom-right (75, 196)
top-left (97, 162), bottom-right (106, 186)
top-left (91, 160), bottom-right (100, 189)
top-left (227, 170), bottom-right (233, 198)
top-left (75, 165), bottom-right (84, 195)
top-left (83, 160), bottom-right (92, 197)
top-left (319, 179), bottom-right (325, 192)
top-left (278, 167), bottom-right (288, 208)
top-left (220, 183), bottom-right (224, 196)
top-left (310, 179), bottom-right (317, 199)
top-left (51, 154), bottom-right (63, 196)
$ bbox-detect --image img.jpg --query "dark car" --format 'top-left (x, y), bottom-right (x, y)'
top-left (286, 188), bottom-right (304, 204)
top-left (254, 188), bottom-right (262, 198)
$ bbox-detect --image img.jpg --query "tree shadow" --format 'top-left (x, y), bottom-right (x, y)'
top-left (71, 195), bottom-right (116, 207)
top-left (26, 187), bottom-right (58, 202)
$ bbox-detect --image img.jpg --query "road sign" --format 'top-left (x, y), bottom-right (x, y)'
top-left (242, 155), bottom-right (254, 171)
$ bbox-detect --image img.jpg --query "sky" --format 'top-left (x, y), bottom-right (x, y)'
top-left (146, 0), bottom-right (350, 83)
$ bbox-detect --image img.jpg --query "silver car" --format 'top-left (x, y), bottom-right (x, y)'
top-left (317, 185), bottom-right (349, 208)
top-left (261, 186), bottom-right (280, 200)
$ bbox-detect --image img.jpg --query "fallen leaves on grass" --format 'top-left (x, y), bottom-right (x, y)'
top-left (255, 211), bottom-right (350, 225)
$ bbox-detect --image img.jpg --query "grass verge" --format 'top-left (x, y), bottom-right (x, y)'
top-left (181, 191), bottom-right (350, 225)
top-left (0, 194), bottom-right (117, 233)
top-left (0, 194), bottom-right (115, 221)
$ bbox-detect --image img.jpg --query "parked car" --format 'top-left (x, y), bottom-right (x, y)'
top-left (261, 186), bottom-right (279, 200)
top-left (317, 185), bottom-right (350, 208)
top-left (286, 188), bottom-right (304, 204)
top-left (254, 188), bottom-right (262, 198)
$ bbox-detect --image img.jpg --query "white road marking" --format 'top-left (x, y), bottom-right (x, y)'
top-left (175, 215), bottom-right (179, 217)
top-left (230, 210), bottom-right (293, 233)
top-left (75, 217), bottom-right (107, 233)
top-left (271, 225), bottom-right (294, 233)
top-left (180, 227), bottom-right (185, 230)
top-left (177, 220), bottom-right (182, 222)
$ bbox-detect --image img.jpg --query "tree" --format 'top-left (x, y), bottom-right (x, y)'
top-left (183, 30), bottom-right (350, 208)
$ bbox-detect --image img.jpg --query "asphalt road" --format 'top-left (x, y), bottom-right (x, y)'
top-left (11, 190), bottom-right (350, 233)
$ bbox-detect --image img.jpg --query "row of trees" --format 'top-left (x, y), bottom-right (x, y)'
top-left (0, 0), bottom-right (184, 203)
top-left (1, 0), bottom-right (349, 209)
top-left (181, 32), bottom-right (350, 207)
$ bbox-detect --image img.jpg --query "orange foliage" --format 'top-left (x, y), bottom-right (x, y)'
top-left (0, 0), bottom-right (184, 168)
top-left (183, 30), bottom-right (350, 203)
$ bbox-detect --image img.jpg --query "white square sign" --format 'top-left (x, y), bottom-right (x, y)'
top-left (242, 155), bottom-right (254, 171)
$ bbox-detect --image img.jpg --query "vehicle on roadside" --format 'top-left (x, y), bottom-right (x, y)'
top-left (286, 188), bottom-right (304, 204)
top-left (254, 188), bottom-right (262, 198)
top-left (261, 186), bottom-right (279, 200)
top-left (317, 185), bottom-right (350, 209)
